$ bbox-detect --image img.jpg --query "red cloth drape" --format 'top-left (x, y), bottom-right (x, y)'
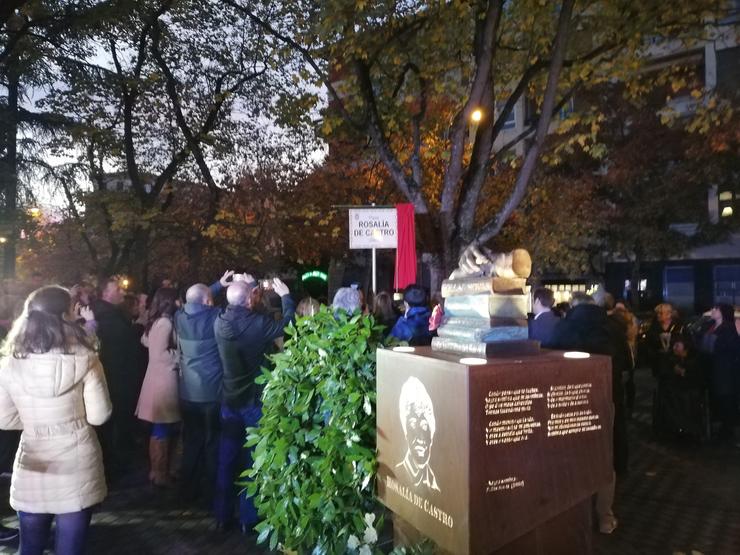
top-left (394, 203), bottom-right (417, 290)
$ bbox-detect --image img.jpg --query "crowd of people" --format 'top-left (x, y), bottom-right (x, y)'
top-left (0, 273), bottom-right (737, 553)
top-left (0, 272), bottom-right (440, 553)
top-left (528, 286), bottom-right (740, 534)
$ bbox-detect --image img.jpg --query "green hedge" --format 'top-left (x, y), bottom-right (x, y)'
top-left (243, 306), bottom-right (393, 554)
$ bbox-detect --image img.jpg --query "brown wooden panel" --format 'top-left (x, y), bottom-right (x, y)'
top-left (377, 348), bottom-right (612, 555)
top-left (491, 499), bottom-right (592, 555)
top-left (377, 349), bottom-right (470, 554)
top-left (468, 351), bottom-right (612, 553)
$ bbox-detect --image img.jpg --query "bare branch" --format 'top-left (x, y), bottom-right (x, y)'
top-left (476, 0), bottom-right (576, 245)
top-left (222, 0), bottom-right (362, 130)
top-left (353, 59), bottom-right (428, 213)
top-left (440, 0), bottom-right (504, 234)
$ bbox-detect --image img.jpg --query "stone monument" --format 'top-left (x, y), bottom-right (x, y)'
top-left (432, 245), bottom-right (538, 356)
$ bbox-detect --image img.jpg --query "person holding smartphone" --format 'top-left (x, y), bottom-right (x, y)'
top-left (213, 276), bottom-right (295, 534)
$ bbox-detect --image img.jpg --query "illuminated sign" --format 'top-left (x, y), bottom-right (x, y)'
top-left (301, 270), bottom-right (328, 282)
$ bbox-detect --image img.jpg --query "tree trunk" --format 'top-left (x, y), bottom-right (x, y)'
top-left (1, 67), bottom-right (18, 279)
top-left (421, 252), bottom-right (445, 296)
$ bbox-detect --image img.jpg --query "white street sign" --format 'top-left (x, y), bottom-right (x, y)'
top-left (349, 208), bottom-right (398, 249)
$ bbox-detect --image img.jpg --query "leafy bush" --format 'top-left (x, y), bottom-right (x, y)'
top-left (244, 306), bottom-right (392, 554)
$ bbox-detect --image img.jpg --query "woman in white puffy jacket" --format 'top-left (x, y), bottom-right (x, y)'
top-left (0, 286), bottom-right (112, 555)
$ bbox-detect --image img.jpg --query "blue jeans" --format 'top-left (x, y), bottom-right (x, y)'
top-left (151, 422), bottom-right (180, 439)
top-left (214, 403), bottom-right (261, 526)
top-left (18, 508), bottom-right (92, 555)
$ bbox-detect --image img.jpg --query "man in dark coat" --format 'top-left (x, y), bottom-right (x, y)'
top-left (390, 284), bottom-right (432, 346)
top-left (703, 304), bottom-right (740, 440)
top-left (529, 287), bottom-right (559, 347)
top-left (92, 278), bottom-right (142, 478)
top-left (213, 277), bottom-right (295, 532)
top-left (174, 271), bottom-right (232, 503)
top-left (550, 291), bottom-right (630, 535)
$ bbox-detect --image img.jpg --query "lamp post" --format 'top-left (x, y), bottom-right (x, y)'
top-left (469, 108), bottom-right (483, 143)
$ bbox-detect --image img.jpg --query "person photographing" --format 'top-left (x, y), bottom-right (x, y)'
top-left (213, 275), bottom-right (295, 533)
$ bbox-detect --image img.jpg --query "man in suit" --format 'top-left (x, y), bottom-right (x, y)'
top-left (529, 288), bottom-right (559, 347)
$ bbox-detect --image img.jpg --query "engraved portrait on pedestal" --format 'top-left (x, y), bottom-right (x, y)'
top-left (396, 376), bottom-right (440, 492)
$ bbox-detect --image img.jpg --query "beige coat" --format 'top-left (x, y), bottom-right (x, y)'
top-left (0, 347), bottom-right (112, 514)
top-left (135, 317), bottom-right (180, 424)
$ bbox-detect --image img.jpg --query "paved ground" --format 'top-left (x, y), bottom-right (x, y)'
top-left (0, 367), bottom-right (736, 554)
top-left (593, 368), bottom-right (740, 555)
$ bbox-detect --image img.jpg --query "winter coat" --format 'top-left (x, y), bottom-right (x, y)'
top-left (91, 299), bottom-right (142, 414)
top-left (703, 323), bottom-right (740, 397)
top-left (175, 301), bottom-right (223, 403)
top-left (645, 320), bottom-right (684, 378)
top-left (390, 307), bottom-right (433, 346)
top-left (214, 295), bottom-right (296, 409)
top-left (0, 346), bottom-right (112, 514)
top-left (529, 310), bottom-right (560, 347)
top-left (136, 318), bottom-right (180, 423)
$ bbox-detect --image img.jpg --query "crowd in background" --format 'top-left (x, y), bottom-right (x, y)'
top-left (529, 286), bottom-right (740, 534)
top-left (0, 273), bottom-right (737, 553)
top-left (0, 272), bottom-right (440, 554)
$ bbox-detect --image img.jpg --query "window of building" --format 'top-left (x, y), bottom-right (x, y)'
top-left (714, 265), bottom-right (740, 306)
top-left (719, 190), bottom-right (736, 219)
top-left (663, 266), bottom-right (694, 310)
top-left (496, 102), bottom-right (516, 130)
top-left (558, 97), bottom-right (575, 120)
top-left (717, 45), bottom-right (740, 93)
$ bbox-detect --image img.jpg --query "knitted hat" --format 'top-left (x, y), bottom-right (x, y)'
top-left (403, 285), bottom-right (426, 307)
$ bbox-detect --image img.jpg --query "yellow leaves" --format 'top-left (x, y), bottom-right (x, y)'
top-left (203, 224), bottom-right (220, 239)
top-left (670, 77), bottom-right (687, 93)
top-left (556, 117), bottom-right (577, 134)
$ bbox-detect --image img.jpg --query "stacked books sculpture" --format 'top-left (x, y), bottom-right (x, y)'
top-left (432, 247), bottom-right (539, 356)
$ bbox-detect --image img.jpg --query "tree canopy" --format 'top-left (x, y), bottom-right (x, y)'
top-left (226, 0), bottom-right (732, 274)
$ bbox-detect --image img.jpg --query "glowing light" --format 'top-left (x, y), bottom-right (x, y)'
top-left (470, 109), bottom-right (483, 123)
top-left (301, 270), bottom-right (328, 282)
top-left (121, 278), bottom-right (130, 289)
top-left (28, 207), bottom-right (40, 217)
top-left (0, 237), bottom-right (6, 244)
top-left (393, 346), bottom-right (416, 353)
top-left (721, 206), bottom-right (733, 218)
top-left (563, 351), bottom-right (590, 359)
top-left (460, 357), bottom-right (487, 365)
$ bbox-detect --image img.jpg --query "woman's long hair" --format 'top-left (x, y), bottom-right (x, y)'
top-left (2, 286), bottom-right (93, 358)
top-left (144, 288), bottom-right (179, 338)
top-left (372, 291), bottom-right (396, 325)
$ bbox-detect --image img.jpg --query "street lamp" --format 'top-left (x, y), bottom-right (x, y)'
top-left (469, 109), bottom-right (483, 144)
top-left (0, 237), bottom-right (6, 244)
top-left (121, 278), bottom-right (130, 289)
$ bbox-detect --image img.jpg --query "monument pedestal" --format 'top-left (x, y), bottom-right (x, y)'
top-left (377, 347), bottom-right (612, 555)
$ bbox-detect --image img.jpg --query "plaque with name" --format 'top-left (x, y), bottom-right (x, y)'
top-left (376, 348), bottom-right (613, 554)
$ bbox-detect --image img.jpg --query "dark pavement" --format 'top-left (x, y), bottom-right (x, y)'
top-left (0, 367), bottom-right (737, 554)
top-left (593, 368), bottom-right (740, 555)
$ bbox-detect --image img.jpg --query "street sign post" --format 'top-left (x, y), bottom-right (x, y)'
top-left (348, 206), bottom-right (398, 294)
